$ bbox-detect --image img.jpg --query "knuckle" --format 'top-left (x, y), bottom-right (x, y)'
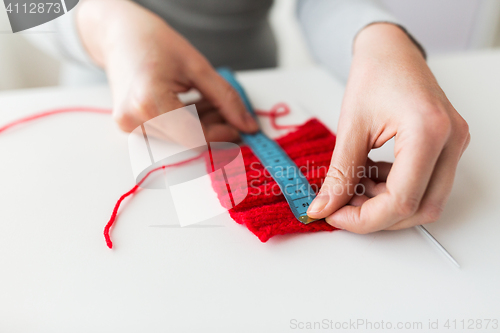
top-left (463, 132), bottom-right (471, 150)
top-left (421, 202), bottom-right (444, 224)
top-left (113, 112), bottom-right (136, 133)
top-left (419, 107), bottom-right (452, 141)
top-left (352, 226), bottom-right (373, 235)
top-left (326, 164), bottom-right (350, 185)
top-left (188, 57), bottom-right (211, 77)
top-left (135, 99), bottom-right (157, 121)
top-left (223, 85), bottom-right (241, 106)
top-left (393, 195), bottom-right (420, 218)
top-left (457, 118), bottom-right (469, 136)
top-left (349, 217), bottom-right (380, 235)
top-left (128, 91), bottom-right (160, 121)
top-left (454, 117), bottom-right (470, 144)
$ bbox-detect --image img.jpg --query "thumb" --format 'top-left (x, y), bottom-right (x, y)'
top-left (307, 125), bottom-right (369, 219)
top-left (190, 63), bottom-right (259, 133)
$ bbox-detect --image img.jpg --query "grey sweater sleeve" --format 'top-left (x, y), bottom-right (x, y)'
top-left (296, 0), bottom-right (402, 81)
top-left (23, 4), bottom-right (101, 71)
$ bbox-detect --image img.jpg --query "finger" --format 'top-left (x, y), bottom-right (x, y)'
top-left (366, 158), bottom-right (392, 182)
top-left (134, 83), bottom-right (210, 147)
top-left (195, 98), bottom-right (217, 114)
top-left (113, 76), bottom-right (171, 133)
top-left (324, 121), bottom-right (450, 233)
top-left (200, 110), bottom-right (225, 126)
top-left (307, 122), bottom-right (370, 218)
top-left (203, 123), bottom-right (240, 142)
top-left (387, 133), bottom-right (466, 230)
top-left (359, 177), bottom-right (387, 198)
top-left (461, 132), bottom-right (471, 156)
top-left (190, 64), bottom-right (259, 133)
top-left (113, 109), bottom-right (145, 133)
top-left (348, 194), bottom-right (370, 207)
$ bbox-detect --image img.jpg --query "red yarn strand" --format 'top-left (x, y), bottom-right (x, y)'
top-left (0, 107), bottom-right (112, 134)
top-left (255, 103), bottom-right (298, 130)
top-left (104, 153), bottom-right (205, 249)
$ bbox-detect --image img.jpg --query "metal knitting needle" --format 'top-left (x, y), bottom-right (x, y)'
top-left (416, 225), bottom-right (460, 268)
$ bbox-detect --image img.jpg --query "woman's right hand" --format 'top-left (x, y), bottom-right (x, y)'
top-left (77, 0), bottom-right (258, 143)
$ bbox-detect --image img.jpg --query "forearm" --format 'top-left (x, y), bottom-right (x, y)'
top-left (353, 23), bottom-right (426, 70)
top-left (349, 23), bottom-right (441, 107)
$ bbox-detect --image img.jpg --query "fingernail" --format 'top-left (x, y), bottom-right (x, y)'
top-left (308, 193), bottom-right (330, 214)
top-left (244, 113), bottom-right (259, 131)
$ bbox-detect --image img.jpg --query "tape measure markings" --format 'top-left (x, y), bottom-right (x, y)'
top-left (219, 68), bottom-right (318, 225)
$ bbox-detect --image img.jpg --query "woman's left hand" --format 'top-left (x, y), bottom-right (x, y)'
top-left (307, 23), bottom-right (470, 233)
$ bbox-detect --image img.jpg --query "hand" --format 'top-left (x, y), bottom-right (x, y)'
top-left (77, 0), bottom-right (258, 144)
top-left (307, 23), bottom-right (470, 233)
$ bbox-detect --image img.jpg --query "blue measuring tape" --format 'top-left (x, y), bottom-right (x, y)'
top-left (218, 68), bottom-right (318, 224)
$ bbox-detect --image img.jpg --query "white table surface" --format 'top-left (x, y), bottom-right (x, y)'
top-left (0, 50), bottom-right (499, 332)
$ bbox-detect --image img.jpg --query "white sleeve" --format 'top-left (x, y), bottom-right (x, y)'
top-left (22, 4), bottom-right (102, 72)
top-left (297, 0), bottom-right (410, 81)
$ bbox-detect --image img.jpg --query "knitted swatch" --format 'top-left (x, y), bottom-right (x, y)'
top-left (209, 118), bottom-right (338, 242)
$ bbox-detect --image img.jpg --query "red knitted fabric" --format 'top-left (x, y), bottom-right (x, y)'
top-left (209, 118), bottom-right (339, 242)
